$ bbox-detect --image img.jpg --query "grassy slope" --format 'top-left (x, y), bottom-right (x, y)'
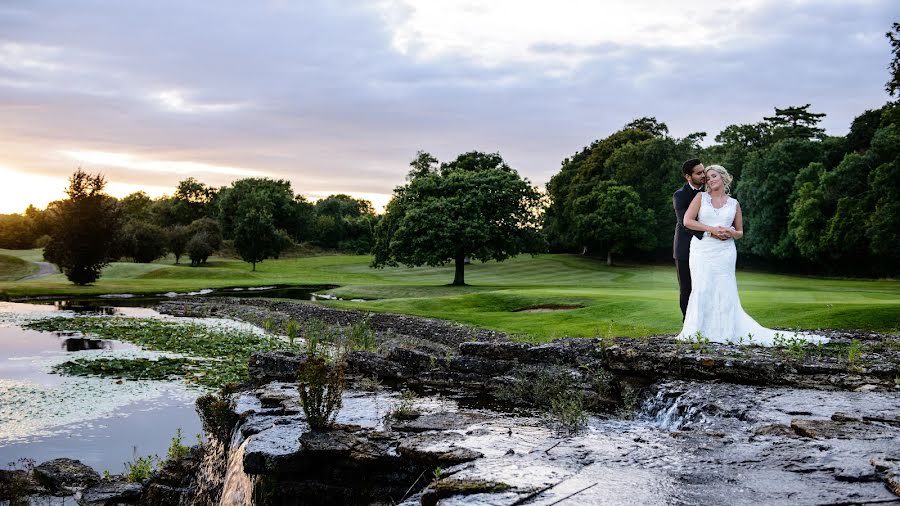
top-left (0, 253), bottom-right (39, 281)
top-left (0, 250), bottom-right (896, 340)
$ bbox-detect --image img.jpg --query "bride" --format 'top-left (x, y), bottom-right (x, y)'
top-left (676, 165), bottom-right (828, 346)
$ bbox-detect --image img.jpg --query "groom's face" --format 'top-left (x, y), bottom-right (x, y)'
top-left (687, 163), bottom-right (706, 187)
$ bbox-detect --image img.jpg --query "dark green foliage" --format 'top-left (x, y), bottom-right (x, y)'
top-left (233, 207), bottom-right (287, 270)
top-left (43, 169), bottom-right (122, 285)
top-left (573, 183), bottom-right (655, 265)
top-left (373, 151), bottom-right (544, 285)
top-left (0, 213), bottom-right (36, 249)
top-left (312, 194), bottom-right (376, 252)
top-left (737, 138), bottom-right (823, 258)
top-left (847, 107), bottom-right (885, 153)
top-left (544, 119), bottom-right (697, 254)
top-left (186, 232), bottom-right (214, 266)
top-left (196, 392), bottom-right (239, 446)
top-left (173, 177), bottom-right (217, 225)
top-left (886, 22), bottom-right (900, 97)
top-left (187, 218), bottom-right (223, 251)
top-left (217, 178), bottom-right (312, 242)
top-left (167, 225), bottom-right (191, 264)
top-left (296, 357), bottom-right (345, 429)
top-left (763, 104), bottom-right (826, 141)
top-left (121, 221), bottom-right (168, 263)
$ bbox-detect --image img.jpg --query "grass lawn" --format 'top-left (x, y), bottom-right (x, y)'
top-left (0, 253), bottom-right (39, 281)
top-left (0, 250), bottom-right (896, 341)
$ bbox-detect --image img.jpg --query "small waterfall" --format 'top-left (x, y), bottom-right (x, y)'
top-left (219, 430), bottom-right (255, 506)
top-left (189, 440), bottom-right (227, 506)
top-left (639, 387), bottom-right (707, 431)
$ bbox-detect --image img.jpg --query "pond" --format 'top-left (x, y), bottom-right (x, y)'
top-left (0, 302), bottom-right (204, 474)
top-left (11, 284), bottom-right (342, 314)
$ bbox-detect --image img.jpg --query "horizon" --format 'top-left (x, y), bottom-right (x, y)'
top-left (1, 1), bottom-right (895, 214)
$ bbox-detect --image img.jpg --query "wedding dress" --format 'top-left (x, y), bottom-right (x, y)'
top-left (676, 192), bottom-right (828, 346)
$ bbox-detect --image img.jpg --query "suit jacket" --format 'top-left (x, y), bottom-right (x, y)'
top-left (673, 183), bottom-right (704, 260)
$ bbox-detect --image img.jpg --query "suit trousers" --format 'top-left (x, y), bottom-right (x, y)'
top-left (675, 259), bottom-right (692, 321)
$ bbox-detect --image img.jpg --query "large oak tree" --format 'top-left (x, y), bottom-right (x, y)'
top-left (372, 151), bottom-right (544, 285)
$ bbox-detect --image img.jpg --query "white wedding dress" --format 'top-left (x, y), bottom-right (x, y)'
top-left (676, 192), bottom-right (828, 346)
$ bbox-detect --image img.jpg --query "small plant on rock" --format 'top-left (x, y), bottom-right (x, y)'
top-left (296, 356), bottom-right (345, 429)
top-left (124, 453), bottom-right (158, 483)
top-left (286, 320), bottom-right (300, 347)
top-left (348, 319), bottom-right (377, 352)
top-left (165, 428), bottom-right (192, 462)
top-left (196, 391), bottom-right (239, 447)
top-left (389, 390), bottom-right (419, 420)
top-left (847, 339), bottom-right (862, 368)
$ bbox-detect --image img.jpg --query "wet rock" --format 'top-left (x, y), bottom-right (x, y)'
top-left (77, 480), bottom-right (142, 505)
top-left (751, 424), bottom-right (797, 437)
top-left (140, 446), bottom-right (203, 506)
top-left (0, 468), bottom-right (46, 500)
top-left (248, 351), bottom-right (304, 384)
top-left (420, 478), bottom-right (511, 506)
top-left (242, 422), bottom-right (307, 474)
top-left (391, 412), bottom-right (490, 433)
top-left (33, 458), bottom-right (101, 493)
top-left (831, 411), bottom-right (860, 422)
top-left (833, 465), bottom-right (881, 482)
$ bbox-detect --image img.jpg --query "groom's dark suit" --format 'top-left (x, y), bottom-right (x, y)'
top-left (673, 183), bottom-right (704, 320)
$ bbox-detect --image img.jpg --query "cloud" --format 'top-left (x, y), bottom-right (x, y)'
top-left (0, 0), bottom-right (895, 214)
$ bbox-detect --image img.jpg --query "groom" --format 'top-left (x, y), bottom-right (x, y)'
top-left (673, 159), bottom-right (706, 320)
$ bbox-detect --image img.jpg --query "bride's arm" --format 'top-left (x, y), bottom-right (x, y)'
top-left (730, 202), bottom-right (744, 240)
top-left (683, 194), bottom-right (715, 233)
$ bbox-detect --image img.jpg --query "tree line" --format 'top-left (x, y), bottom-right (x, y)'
top-left (0, 173), bottom-right (377, 283)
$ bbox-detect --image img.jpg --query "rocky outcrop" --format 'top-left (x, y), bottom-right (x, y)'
top-left (33, 458), bottom-right (101, 494)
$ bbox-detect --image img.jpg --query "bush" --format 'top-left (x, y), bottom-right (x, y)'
top-left (296, 356), bottom-right (345, 429)
top-left (196, 392), bottom-right (238, 446)
top-left (186, 232), bottom-right (214, 266)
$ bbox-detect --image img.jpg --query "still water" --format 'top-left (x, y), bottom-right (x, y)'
top-left (0, 301), bottom-right (202, 473)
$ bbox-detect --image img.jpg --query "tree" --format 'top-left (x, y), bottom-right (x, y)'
top-left (623, 117), bottom-right (669, 137)
top-left (0, 214), bottom-right (36, 249)
top-left (186, 232), bottom-right (214, 266)
top-left (167, 225), bottom-right (191, 264)
top-left (737, 138), bottom-right (823, 259)
top-left (187, 218), bottom-right (223, 252)
top-left (886, 22), bottom-right (900, 98)
top-left (121, 221), bottom-right (168, 263)
top-left (373, 152), bottom-right (544, 285)
top-left (763, 104), bottom-right (826, 141)
top-left (407, 151), bottom-right (439, 180)
top-left (312, 194), bottom-right (376, 251)
top-left (172, 177), bottom-right (216, 225)
top-left (217, 178), bottom-right (309, 241)
top-left (43, 169), bottom-right (121, 284)
top-left (573, 183), bottom-right (656, 265)
top-left (233, 208), bottom-right (285, 271)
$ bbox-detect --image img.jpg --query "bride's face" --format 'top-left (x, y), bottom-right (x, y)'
top-left (706, 170), bottom-right (723, 190)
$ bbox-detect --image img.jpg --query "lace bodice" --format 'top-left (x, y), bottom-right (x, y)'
top-left (697, 192), bottom-right (737, 230)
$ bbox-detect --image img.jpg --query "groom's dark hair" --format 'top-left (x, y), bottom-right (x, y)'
top-left (681, 158), bottom-right (702, 176)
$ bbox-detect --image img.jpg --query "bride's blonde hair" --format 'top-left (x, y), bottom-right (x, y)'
top-left (705, 165), bottom-right (733, 194)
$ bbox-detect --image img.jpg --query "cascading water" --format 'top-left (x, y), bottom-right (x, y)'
top-left (638, 386), bottom-right (708, 431)
top-left (218, 429), bottom-right (255, 506)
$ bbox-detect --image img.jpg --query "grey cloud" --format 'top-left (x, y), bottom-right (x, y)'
top-left (0, 0), bottom-right (895, 207)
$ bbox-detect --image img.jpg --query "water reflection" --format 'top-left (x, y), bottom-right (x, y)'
top-left (61, 337), bottom-right (111, 352)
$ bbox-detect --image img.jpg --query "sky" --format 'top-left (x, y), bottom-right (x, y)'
top-left (0, 0), bottom-right (896, 214)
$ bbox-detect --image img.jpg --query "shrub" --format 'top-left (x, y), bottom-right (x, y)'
top-left (296, 356), bottom-right (345, 429)
top-left (196, 392), bottom-right (238, 446)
